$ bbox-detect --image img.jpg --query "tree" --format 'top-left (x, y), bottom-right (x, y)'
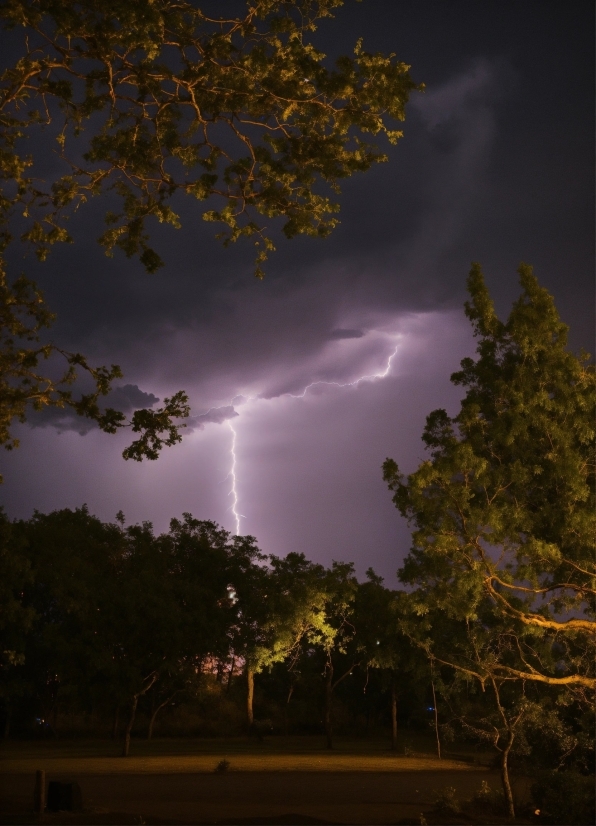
top-left (264, 552), bottom-right (333, 731)
top-left (352, 571), bottom-right (405, 749)
top-left (384, 263), bottom-right (595, 687)
top-left (15, 506), bottom-right (129, 739)
top-left (0, 0), bottom-right (421, 461)
top-left (314, 561), bottom-right (360, 749)
top-left (383, 264), bottom-right (595, 815)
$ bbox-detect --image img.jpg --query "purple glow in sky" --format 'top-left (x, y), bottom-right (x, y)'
top-left (1, 1), bottom-right (593, 583)
top-left (225, 333), bottom-right (401, 535)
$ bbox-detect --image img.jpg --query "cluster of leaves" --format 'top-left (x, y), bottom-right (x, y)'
top-left (383, 264), bottom-right (595, 816)
top-left (0, 0), bottom-right (420, 275)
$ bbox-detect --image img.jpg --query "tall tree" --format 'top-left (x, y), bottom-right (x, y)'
top-left (383, 264), bottom-right (595, 815)
top-left (384, 263), bottom-right (595, 688)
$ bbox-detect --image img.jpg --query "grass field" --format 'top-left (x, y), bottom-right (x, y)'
top-left (0, 734), bottom-right (484, 775)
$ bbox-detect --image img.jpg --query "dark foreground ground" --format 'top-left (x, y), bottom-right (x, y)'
top-left (0, 770), bottom-right (532, 825)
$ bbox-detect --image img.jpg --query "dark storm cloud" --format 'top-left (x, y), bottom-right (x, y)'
top-left (28, 384), bottom-right (159, 435)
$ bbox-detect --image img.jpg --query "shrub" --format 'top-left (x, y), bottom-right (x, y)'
top-left (432, 786), bottom-right (460, 814)
top-left (531, 771), bottom-right (595, 825)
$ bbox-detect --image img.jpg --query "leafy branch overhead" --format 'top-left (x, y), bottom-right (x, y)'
top-left (0, 260), bottom-right (190, 479)
top-left (0, 0), bottom-right (421, 277)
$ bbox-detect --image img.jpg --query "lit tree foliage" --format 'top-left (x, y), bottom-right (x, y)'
top-left (383, 264), bottom-right (595, 816)
top-left (384, 263), bottom-right (595, 689)
top-left (0, 0), bottom-right (419, 274)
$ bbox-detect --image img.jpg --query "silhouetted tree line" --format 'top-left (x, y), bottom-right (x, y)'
top-left (0, 507), bottom-right (427, 751)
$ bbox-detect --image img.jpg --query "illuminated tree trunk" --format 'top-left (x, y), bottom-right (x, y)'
top-left (122, 694), bottom-right (139, 757)
top-left (284, 683), bottom-right (295, 737)
top-left (490, 677), bottom-right (517, 819)
top-left (500, 729), bottom-right (516, 819)
top-left (246, 667), bottom-right (254, 728)
top-left (390, 679), bottom-right (398, 751)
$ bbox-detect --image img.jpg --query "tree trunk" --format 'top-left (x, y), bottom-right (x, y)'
top-left (324, 661), bottom-right (334, 750)
top-left (431, 675), bottom-right (441, 759)
top-left (488, 676), bottom-right (518, 818)
top-left (500, 728), bottom-right (516, 818)
top-left (216, 659), bottom-right (224, 683)
top-left (111, 704), bottom-right (120, 740)
top-left (246, 667), bottom-right (254, 728)
top-left (390, 679), bottom-right (398, 750)
top-left (122, 694), bottom-right (138, 757)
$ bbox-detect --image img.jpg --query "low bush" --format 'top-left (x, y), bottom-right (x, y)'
top-left (531, 770), bottom-right (595, 825)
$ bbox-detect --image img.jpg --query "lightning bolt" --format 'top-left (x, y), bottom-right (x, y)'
top-left (286, 342), bottom-right (400, 398)
top-left (224, 338), bottom-right (401, 535)
top-left (227, 420), bottom-right (242, 535)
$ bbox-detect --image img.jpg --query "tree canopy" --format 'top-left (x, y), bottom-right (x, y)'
top-left (1, 0), bottom-right (418, 274)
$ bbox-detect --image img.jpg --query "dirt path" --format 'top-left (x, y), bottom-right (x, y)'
top-left (0, 769), bottom-right (505, 824)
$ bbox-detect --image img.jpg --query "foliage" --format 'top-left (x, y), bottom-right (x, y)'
top-left (531, 770), bottom-right (595, 825)
top-left (432, 785), bottom-right (460, 814)
top-left (0, 505), bottom-right (414, 746)
top-left (0, 0), bottom-right (420, 276)
top-left (383, 264), bottom-right (595, 815)
top-left (384, 263), bottom-right (595, 689)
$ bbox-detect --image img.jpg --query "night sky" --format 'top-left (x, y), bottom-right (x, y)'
top-left (1, 1), bottom-right (594, 582)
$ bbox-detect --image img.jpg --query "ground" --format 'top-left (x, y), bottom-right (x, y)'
top-left (0, 735), bottom-right (531, 824)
